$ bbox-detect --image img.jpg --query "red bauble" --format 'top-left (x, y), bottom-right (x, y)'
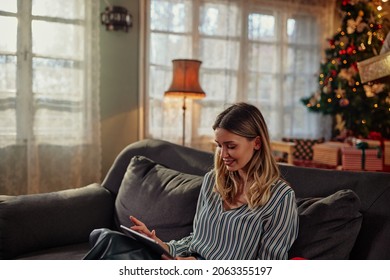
top-left (339, 98), bottom-right (350, 107)
top-left (339, 49), bottom-right (347, 55)
top-left (346, 46), bottom-right (355, 55)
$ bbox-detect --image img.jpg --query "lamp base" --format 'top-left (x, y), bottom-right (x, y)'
top-left (182, 97), bottom-right (186, 146)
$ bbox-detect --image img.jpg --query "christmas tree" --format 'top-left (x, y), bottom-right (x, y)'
top-left (301, 0), bottom-right (390, 139)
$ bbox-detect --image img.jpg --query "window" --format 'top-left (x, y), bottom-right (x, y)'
top-left (0, 0), bottom-right (100, 195)
top-left (0, 0), bottom-right (97, 147)
top-left (144, 0), bottom-right (333, 149)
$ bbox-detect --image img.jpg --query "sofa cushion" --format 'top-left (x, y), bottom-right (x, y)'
top-left (288, 189), bottom-right (362, 260)
top-left (115, 155), bottom-right (203, 242)
top-left (0, 183), bottom-right (114, 259)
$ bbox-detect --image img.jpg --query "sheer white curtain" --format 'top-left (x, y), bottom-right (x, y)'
top-left (144, 0), bottom-right (335, 150)
top-left (0, 0), bottom-right (101, 195)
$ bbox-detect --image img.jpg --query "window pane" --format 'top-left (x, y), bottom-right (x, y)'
top-left (287, 15), bottom-right (318, 44)
top-left (287, 47), bottom-right (315, 74)
top-left (287, 18), bottom-right (295, 38)
top-left (32, 20), bottom-right (84, 60)
top-left (0, 16), bottom-right (17, 52)
top-left (284, 74), bottom-right (317, 102)
top-left (201, 71), bottom-right (236, 102)
top-left (200, 38), bottom-right (239, 69)
top-left (200, 3), bottom-right (241, 37)
top-left (0, 108), bottom-right (16, 147)
top-left (198, 105), bottom-right (221, 135)
top-left (148, 99), bottom-right (164, 137)
top-left (148, 98), bottom-right (185, 141)
top-left (247, 73), bottom-right (275, 103)
top-left (284, 107), bottom-right (306, 135)
top-left (33, 58), bottom-right (83, 100)
top-left (0, 55), bottom-right (16, 146)
top-left (248, 13), bottom-right (275, 42)
top-left (149, 65), bottom-right (171, 99)
top-left (257, 105), bottom-right (273, 133)
top-left (0, 55), bottom-right (16, 92)
top-left (151, 0), bottom-right (192, 32)
top-left (34, 109), bottom-right (83, 144)
top-left (150, 33), bottom-right (192, 65)
top-left (32, 0), bottom-right (85, 20)
top-left (248, 43), bottom-right (277, 72)
top-left (0, 0), bottom-right (17, 13)
top-left (286, 47), bottom-right (319, 74)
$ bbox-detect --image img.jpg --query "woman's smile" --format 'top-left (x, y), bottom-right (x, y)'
top-left (223, 158), bottom-right (235, 167)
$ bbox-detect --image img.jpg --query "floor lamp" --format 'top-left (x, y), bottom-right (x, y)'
top-left (165, 59), bottom-right (206, 146)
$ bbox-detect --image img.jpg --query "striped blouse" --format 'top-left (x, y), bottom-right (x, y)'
top-left (166, 171), bottom-right (299, 260)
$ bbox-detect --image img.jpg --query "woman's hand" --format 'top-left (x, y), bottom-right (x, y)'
top-left (129, 216), bottom-right (169, 252)
top-left (129, 215), bottom-right (154, 238)
top-left (129, 216), bottom-right (198, 260)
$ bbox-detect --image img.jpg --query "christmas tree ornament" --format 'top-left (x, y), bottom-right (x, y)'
top-left (347, 15), bottom-right (363, 34)
top-left (363, 83), bottom-right (386, 97)
top-left (335, 84), bottom-right (346, 98)
top-left (334, 114), bottom-right (346, 133)
top-left (357, 21), bottom-right (368, 32)
top-left (339, 98), bottom-right (350, 107)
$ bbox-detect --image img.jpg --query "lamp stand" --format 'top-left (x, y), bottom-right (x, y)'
top-left (182, 96), bottom-right (187, 146)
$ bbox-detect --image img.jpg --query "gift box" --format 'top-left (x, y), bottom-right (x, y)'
top-left (384, 141), bottom-right (390, 166)
top-left (357, 52), bottom-right (390, 83)
top-left (342, 147), bottom-right (383, 171)
top-left (356, 139), bottom-right (381, 148)
top-left (313, 142), bottom-right (350, 166)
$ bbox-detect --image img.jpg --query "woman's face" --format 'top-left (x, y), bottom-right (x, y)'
top-left (214, 128), bottom-right (259, 176)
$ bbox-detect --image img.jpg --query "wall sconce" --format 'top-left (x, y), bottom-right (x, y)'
top-left (101, 6), bottom-right (132, 32)
top-left (165, 59), bottom-right (206, 146)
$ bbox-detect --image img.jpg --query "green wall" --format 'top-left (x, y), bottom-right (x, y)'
top-left (100, 0), bottom-right (140, 177)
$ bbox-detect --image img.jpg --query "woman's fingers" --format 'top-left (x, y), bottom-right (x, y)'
top-left (128, 215), bottom-right (171, 258)
top-left (129, 216), bottom-right (152, 236)
top-left (129, 216), bottom-right (144, 226)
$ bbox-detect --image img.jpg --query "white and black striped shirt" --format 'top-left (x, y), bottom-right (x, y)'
top-left (167, 171), bottom-right (299, 260)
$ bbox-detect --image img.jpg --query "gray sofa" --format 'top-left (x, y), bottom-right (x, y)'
top-left (1, 139), bottom-right (389, 260)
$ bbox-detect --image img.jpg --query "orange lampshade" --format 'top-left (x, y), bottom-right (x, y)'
top-left (165, 59), bottom-right (206, 99)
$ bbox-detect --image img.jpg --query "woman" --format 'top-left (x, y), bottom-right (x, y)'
top-left (131, 102), bottom-right (299, 260)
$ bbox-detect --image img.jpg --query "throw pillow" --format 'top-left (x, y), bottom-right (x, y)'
top-left (115, 155), bottom-right (203, 242)
top-left (288, 189), bottom-right (362, 260)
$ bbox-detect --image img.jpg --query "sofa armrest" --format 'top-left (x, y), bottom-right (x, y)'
top-left (0, 183), bottom-right (114, 259)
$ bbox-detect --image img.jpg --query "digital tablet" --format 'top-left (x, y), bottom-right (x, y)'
top-left (120, 225), bottom-right (174, 260)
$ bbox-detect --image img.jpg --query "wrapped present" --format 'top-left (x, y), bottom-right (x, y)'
top-left (342, 146), bottom-right (383, 171)
top-left (357, 52), bottom-right (390, 83)
top-left (385, 141), bottom-right (390, 166)
top-left (282, 137), bottom-right (325, 161)
top-left (356, 139), bottom-right (381, 148)
top-left (313, 142), bottom-right (350, 166)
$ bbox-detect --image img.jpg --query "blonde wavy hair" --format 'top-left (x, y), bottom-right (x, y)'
top-left (212, 103), bottom-right (280, 209)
